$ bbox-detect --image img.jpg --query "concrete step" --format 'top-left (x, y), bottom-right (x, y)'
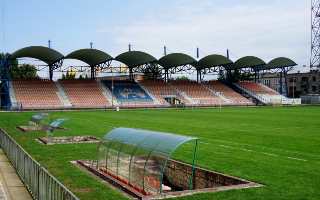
top-left (55, 82), bottom-right (72, 107)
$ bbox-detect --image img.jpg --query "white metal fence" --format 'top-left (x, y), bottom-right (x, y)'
top-left (0, 128), bottom-right (79, 200)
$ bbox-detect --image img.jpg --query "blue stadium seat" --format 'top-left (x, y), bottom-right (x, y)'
top-left (103, 80), bottom-right (153, 102)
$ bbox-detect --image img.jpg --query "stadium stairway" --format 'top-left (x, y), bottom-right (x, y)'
top-left (8, 81), bottom-right (18, 109)
top-left (55, 82), bottom-right (72, 108)
top-left (97, 80), bottom-right (119, 106)
top-left (201, 84), bottom-right (231, 104)
top-left (233, 82), bottom-right (283, 105)
top-left (137, 83), bottom-right (162, 105)
top-left (167, 82), bottom-right (195, 105)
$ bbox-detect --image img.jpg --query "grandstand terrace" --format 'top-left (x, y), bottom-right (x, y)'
top-left (169, 80), bottom-right (225, 106)
top-left (59, 79), bottom-right (110, 108)
top-left (0, 46), bottom-right (298, 110)
top-left (103, 80), bottom-right (157, 108)
top-left (139, 79), bottom-right (190, 105)
top-left (12, 79), bottom-right (63, 109)
top-left (204, 80), bottom-right (253, 105)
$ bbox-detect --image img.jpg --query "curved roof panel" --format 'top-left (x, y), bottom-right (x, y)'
top-left (115, 51), bottom-right (157, 68)
top-left (101, 127), bottom-right (198, 194)
top-left (65, 49), bottom-right (113, 66)
top-left (233, 56), bottom-right (266, 69)
top-left (11, 46), bottom-right (63, 65)
top-left (158, 53), bottom-right (196, 69)
top-left (103, 127), bottom-right (197, 156)
top-left (198, 54), bottom-right (233, 69)
top-left (267, 57), bottom-right (297, 69)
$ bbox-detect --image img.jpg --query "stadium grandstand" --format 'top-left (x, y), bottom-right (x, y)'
top-left (0, 46), bottom-right (298, 110)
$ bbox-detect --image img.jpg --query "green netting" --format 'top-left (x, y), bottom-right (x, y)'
top-left (98, 128), bottom-right (198, 194)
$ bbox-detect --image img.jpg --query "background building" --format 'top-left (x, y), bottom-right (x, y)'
top-left (260, 69), bottom-right (320, 98)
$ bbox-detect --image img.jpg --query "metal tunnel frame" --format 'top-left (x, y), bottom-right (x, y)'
top-left (97, 128), bottom-right (199, 195)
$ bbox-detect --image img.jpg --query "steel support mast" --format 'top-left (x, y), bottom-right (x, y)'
top-left (311, 0), bottom-right (320, 69)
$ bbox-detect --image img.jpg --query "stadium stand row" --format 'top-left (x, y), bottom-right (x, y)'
top-left (11, 79), bottom-right (259, 109)
top-left (12, 80), bottom-right (63, 109)
top-left (204, 81), bottom-right (253, 105)
top-left (237, 81), bottom-right (283, 105)
top-left (103, 80), bottom-right (156, 108)
top-left (59, 80), bottom-right (110, 108)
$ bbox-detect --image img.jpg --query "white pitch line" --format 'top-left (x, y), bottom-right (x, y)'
top-left (240, 148), bottom-right (253, 152)
top-left (287, 157), bottom-right (307, 162)
top-left (210, 138), bottom-right (320, 159)
top-left (200, 141), bottom-right (210, 145)
top-left (261, 152), bottom-right (279, 157)
top-left (218, 144), bottom-right (308, 162)
top-left (218, 144), bottom-right (235, 149)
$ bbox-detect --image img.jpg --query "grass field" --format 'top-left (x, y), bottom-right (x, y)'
top-left (0, 106), bottom-right (319, 200)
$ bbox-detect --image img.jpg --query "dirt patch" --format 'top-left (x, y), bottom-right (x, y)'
top-left (17, 126), bottom-right (67, 132)
top-left (37, 136), bottom-right (99, 145)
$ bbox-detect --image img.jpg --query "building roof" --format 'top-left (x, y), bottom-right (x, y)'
top-left (267, 57), bottom-right (297, 69)
top-left (233, 56), bottom-right (266, 70)
top-left (10, 46), bottom-right (64, 65)
top-left (65, 49), bottom-right (113, 66)
top-left (158, 53), bottom-right (196, 69)
top-left (197, 54), bottom-right (233, 69)
top-left (115, 51), bottom-right (157, 68)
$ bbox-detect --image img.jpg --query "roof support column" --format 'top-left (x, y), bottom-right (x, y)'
top-left (165, 69), bottom-right (169, 82)
top-left (129, 68), bottom-right (133, 81)
top-left (197, 70), bottom-right (200, 83)
top-left (91, 66), bottom-right (95, 79)
top-left (279, 71), bottom-right (283, 95)
top-left (283, 67), bottom-right (289, 97)
top-left (49, 65), bottom-right (53, 81)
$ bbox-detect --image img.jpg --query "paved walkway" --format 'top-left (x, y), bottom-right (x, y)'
top-left (0, 149), bottom-right (32, 200)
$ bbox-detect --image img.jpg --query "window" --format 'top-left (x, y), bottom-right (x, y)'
top-left (313, 76), bottom-right (316, 82)
top-left (312, 86), bottom-right (317, 92)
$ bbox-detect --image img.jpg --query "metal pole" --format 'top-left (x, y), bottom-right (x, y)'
top-left (189, 140), bottom-right (198, 190)
top-left (196, 47), bottom-right (199, 59)
top-left (111, 67), bottom-right (114, 109)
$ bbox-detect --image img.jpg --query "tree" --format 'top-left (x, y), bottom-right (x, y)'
top-left (10, 64), bottom-right (37, 79)
top-left (175, 76), bottom-right (189, 81)
top-left (226, 69), bottom-right (254, 82)
top-left (141, 65), bottom-right (162, 80)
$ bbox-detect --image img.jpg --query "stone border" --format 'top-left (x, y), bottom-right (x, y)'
top-left (74, 160), bottom-right (262, 200)
top-left (17, 126), bottom-right (67, 132)
top-left (36, 136), bottom-right (100, 145)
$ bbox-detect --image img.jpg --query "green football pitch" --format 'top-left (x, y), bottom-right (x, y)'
top-left (0, 106), bottom-right (319, 200)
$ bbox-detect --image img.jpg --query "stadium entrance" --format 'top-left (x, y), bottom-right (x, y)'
top-left (164, 96), bottom-right (183, 105)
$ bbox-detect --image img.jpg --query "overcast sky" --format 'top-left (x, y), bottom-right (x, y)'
top-left (0, 0), bottom-right (311, 67)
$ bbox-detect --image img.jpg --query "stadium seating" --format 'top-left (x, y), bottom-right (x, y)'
top-left (59, 80), bottom-right (110, 108)
top-left (12, 79), bottom-right (63, 109)
top-left (139, 79), bottom-right (190, 106)
top-left (103, 80), bottom-right (155, 107)
top-left (169, 80), bottom-right (225, 106)
top-left (10, 78), bottom-right (258, 109)
top-left (239, 81), bottom-right (278, 95)
top-left (238, 81), bottom-right (282, 104)
top-left (204, 81), bottom-right (253, 105)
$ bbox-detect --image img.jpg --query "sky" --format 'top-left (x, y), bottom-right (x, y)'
top-left (0, 0), bottom-right (312, 69)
